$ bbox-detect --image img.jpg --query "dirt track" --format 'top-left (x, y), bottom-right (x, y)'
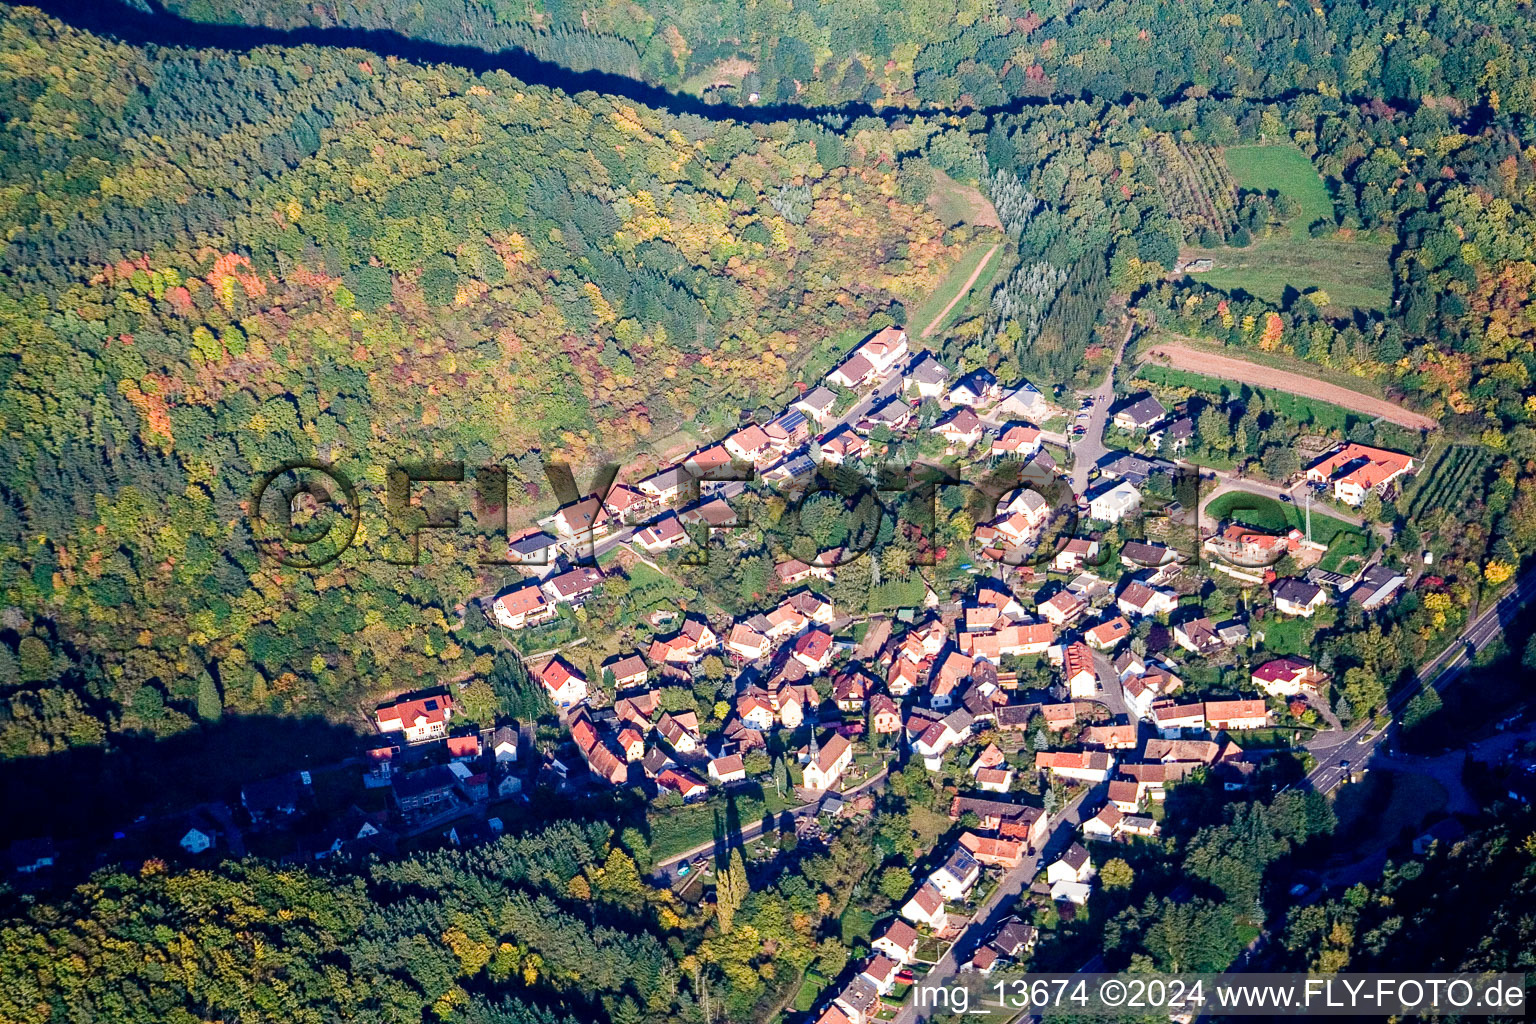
top-left (1141, 343), bottom-right (1438, 430)
top-left (921, 243), bottom-right (999, 338)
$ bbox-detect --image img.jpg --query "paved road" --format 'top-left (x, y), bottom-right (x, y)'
top-left (1068, 322), bottom-right (1136, 498)
top-left (892, 790), bottom-right (1093, 1024)
top-left (650, 765), bottom-right (891, 884)
top-left (1304, 563), bottom-right (1536, 795)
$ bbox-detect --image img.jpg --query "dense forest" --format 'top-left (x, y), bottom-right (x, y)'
top-left (0, 6), bottom-right (981, 760)
top-left (154, 0), bottom-right (1536, 116)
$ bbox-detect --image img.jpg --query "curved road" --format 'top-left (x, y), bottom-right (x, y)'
top-left (1304, 563), bottom-right (1536, 795)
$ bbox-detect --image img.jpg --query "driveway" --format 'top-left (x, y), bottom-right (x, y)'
top-left (1068, 322), bottom-right (1136, 497)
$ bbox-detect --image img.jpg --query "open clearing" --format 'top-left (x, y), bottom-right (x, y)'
top-left (1141, 342), bottom-right (1438, 430)
top-left (926, 167), bottom-right (1002, 228)
top-left (1178, 145), bottom-right (1393, 311)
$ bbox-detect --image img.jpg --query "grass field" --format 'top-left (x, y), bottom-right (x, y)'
top-left (1180, 145), bottom-right (1393, 311)
top-left (1134, 364), bottom-right (1367, 434)
top-left (907, 241), bottom-right (1004, 338)
top-left (1204, 491), bottom-right (1365, 548)
top-left (926, 167), bottom-right (1003, 228)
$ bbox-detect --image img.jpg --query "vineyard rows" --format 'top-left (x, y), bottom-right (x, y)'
top-left (1149, 137), bottom-right (1240, 238)
top-left (1409, 445), bottom-right (1489, 520)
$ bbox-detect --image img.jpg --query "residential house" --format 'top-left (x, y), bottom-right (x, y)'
top-left (1106, 779), bottom-right (1142, 813)
top-left (1111, 394), bottom-right (1167, 431)
top-left (1173, 616), bottom-right (1225, 656)
top-left (376, 693), bottom-right (454, 743)
top-left (992, 422), bottom-right (1043, 458)
top-left (949, 796), bottom-right (1049, 850)
top-left (819, 426), bottom-right (870, 465)
top-left (794, 386), bottom-right (839, 426)
top-left (904, 353), bottom-right (951, 398)
top-left (392, 765), bottom-right (464, 818)
top-left (684, 445), bottom-right (734, 481)
top-left (446, 734), bottom-right (481, 762)
top-left (1144, 739), bottom-right (1220, 764)
top-left (834, 977), bottom-right (882, 1024)
top-left (1035, 750), bottom-right (1115, 783)
top-left (776, 558), bottom-right (836, 586)
top-left (1120, 541), bottom-right (1177, 569)
top-left (802, 732), bottom-right (854, 792)
top-left (491, 725), bottom-right (519, 763)
top-left (1039, 590), bottom-right (1088, 626)
top-left (638, 465), bottom-right (692, 503)
top-left (861, 954), bottom-right (901, 996)
top-left (785, 589), bottom-right (837, 625)
top-left (1082, 803), bottom-right (1124, 841)
top-left (507, 529), bottom-right (558, 566)
top-left (656, 767), bottom-right (708, 802)
top-left (1117, 580), bottom-right (1179, 619)
top-left (647, 617), bottom-right (718, 663)
top-left (934, 407), bottom-right (984, 447)
top-left (1349, 564), bottom-right (1408, 610)
top-left (1085, 616), bottom-right (1131, 651)
top-left (1252, 656), bottom-right (1321, 697)
top-left (679, 498), bottom-right (738, 532)
top-left (708, 754), bottom-right (747, 784)
top-left (726, 623), bottom-right (771, 661)
top-left (736, 693), bottom-right (777, 731)
top-left (870, 694), bottom-right (903, 734)
top-left (959, 831), bottom-right (1025, 868)
top-left (635, 513), bottom-right (689, 552)
top-left (1204, 699), bottom-right (1271, 731)
top-left (927, 847), bottom-right (981, 900)
top-left (1062, 641), bottom-right (1098, 698)
top-left (1150, 416), bottom-right (1194, 453)
top-left (179, 812), bottom-right (219, 855)
top-left (865, 396), bottom-right (914, 431)
top-left (930, 650), bottom-right (974, 707)
top-left (538, 657), bottom-right (588, 708)
top-left (1306, 443), bottom-right (1415, 505)
top-left (792, 628), bottom-right (835, 674)
top-left (1273, 577), bottom-right (1327, 617)
top-left (1046, 842), bottom-right (1095, 885)
top-left (873, 918), bottom-right (921, 963)
top-left (604, 654), bottom-right (649, 691)
top-left (1152, 702), bottom-right (1206, 738)
top-left (1088, 480), bottom-right (1142, 524)
top-left (657, 712), bottom-right (700, 754)
top-left (1053, 538), bottom-right (1100, 573)
top-left (1040, 702), bottom-right (1077, 731)
top-left (900, 882), bottom-right (948, 929)
top-left (492, 582), bottom-right (556, 630)
top-left (986, 917), bottom-right (1038, 964)
top-left (724, 424), bottom-right (774, 464)
top-left (995, 381), bottom-right (1049, 420)
top-left (602, 484), bottom-right (649, 521)
top-left (913, 710), bottom-right (973, 769)
top-left (616, 728), bottom-right (646, 762)
top-left (552, 496), bottom-right (610, 541)
top-left (542, 565), bottom-right (604, 606)
top-left (832, 671), bottom-right (870, 711)
top-left (857, 325), bottom-right (910, 377)
top-left (1081, 723), bottom-right (1138, 750)
top-left (949, 368), bottom-right (999, 407)
top-left (764, 408), bottom-right (810, 450)
top-left (614, 690), bottom-right (660, 729)
top-left (778, 684), bottom-right (818, 729)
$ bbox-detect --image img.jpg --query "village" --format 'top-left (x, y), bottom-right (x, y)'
top-left (118, 323), bottom-right (1423, 1024)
